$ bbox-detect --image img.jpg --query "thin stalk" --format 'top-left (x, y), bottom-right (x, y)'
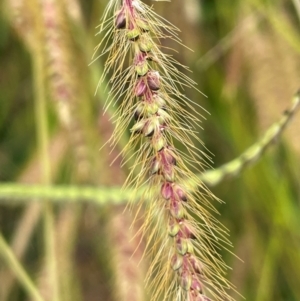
top-left (202, 92), bottom-right (300, 186)
top-left (255, 234), bottom-right (280, 301)
top-left (0, 204), bottom-right (41, 301)
top-left (0, 184), bottom-right (132, 204)
top-left (0, 233), bottom-right (45, 301)
top-left (1, 90), bottom-right (298, 202)
top-left (31, 0), bottom-right (60, 299)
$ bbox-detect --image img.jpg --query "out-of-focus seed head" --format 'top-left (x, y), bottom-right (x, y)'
top-left (135, 79), bottom-right (147, 97)
top-left (171, 253), bottom-right (183, 271)
top-left (147, 71), bottom-right (160, 90)
top-left (115, 8), bottom-right (126, 29)
top-left (180, 270), bottom-right (192, 291)
top-left (126, 28), bottom-right (140, 41)
top-left (161, 182), bottom-right (173, 200)
top-left (168, 217), bottom-right (180, 237)
top-left (170, 199), bottom-right (185, 219)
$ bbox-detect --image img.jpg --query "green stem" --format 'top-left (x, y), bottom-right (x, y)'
top-left (255, 233), bottom-right (280, 301)
top-left (32, 4), bottom-right (60, 300)
top-left (0, 93), bottom-right (298, 206)
top-left (202, 92), bottom-right (300, 186)
top-left (0, 184), bottom-right (134, 204)
top-left (0, 233), bottom-right (45, 301)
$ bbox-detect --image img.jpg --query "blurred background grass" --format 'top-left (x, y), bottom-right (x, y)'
top-left (0, 0), bottom-right (300, 301)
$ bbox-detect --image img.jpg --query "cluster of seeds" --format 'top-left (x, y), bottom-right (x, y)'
top-left (96, 1), bottom-right (235, 301)
top-left (114, 2), bottom-right (211, 300)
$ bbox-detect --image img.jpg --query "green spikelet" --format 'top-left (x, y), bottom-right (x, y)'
top-left (94, 1), bottom-right (236, 300)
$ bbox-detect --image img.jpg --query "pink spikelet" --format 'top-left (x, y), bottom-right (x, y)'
top-left (94, 0), bottom-right (236, 300)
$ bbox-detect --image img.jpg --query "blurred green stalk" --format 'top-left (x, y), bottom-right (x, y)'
top-left (32, 0), bottom-right (60, 299)
top-left (0, 233), bottom-right (45, 301)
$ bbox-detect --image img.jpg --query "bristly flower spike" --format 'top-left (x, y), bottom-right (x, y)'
top-left (94, 1), bottom-right (237, 300)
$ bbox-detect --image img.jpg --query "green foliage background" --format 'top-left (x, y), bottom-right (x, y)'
top-left (0, 0), bottom-right (300, 300)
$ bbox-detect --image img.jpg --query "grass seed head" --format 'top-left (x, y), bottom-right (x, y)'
top-left (95, 1), bottom-right (235, 300)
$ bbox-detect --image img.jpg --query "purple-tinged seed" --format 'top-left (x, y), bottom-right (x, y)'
top-left (135, 79), bottom-right (147, 97)
top-left (170, 253), bottom-right (183, 271)
top-left (160, 147), bottom-right (176, 166)
top-left (191, 275), bottom-right (203, 293)
top-left (170, 199), bottom-right (184, 219)
top-left (164, 148), bottom-right (176, 165)
top-left (115, 9), bottom-right (126, 29)
top-left (176, 236), bottom-right (188, 255)
top-left (147, 71), bottom-right (160, 90)
top-left (161, 182), bottom-right (173, 200)
top-left (189, 255), bottom-right (203, 274)
top-left (174, 185), bottom-right (187, 202)
top-left (180, 222), bottom-right (196, 239)
top-left (163, 164), bottom-right (175, 182)
top-left (180, 270), bottom-right (192, 291)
